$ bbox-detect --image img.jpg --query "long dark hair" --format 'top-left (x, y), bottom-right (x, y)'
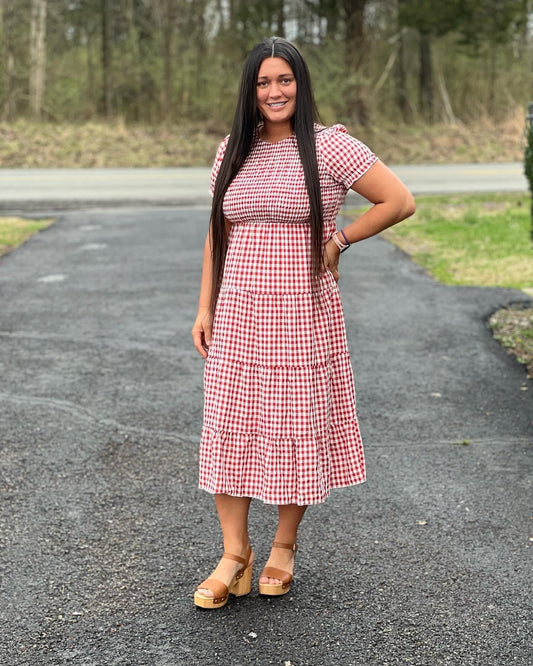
top-left (210, 37), bottom-right (323, 313)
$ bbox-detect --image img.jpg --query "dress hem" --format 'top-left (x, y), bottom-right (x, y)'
top-left (198, 477), bottom-right (366, 506)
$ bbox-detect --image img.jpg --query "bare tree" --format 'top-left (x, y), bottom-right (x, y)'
top-left (418, 32), bottom-right (433, 122)
top-left (29, 0), bottom-right (47, 119)
top-left (161, 0), bottom-right (174, 120)
top-left (1, 0), bottom-right (16, 121)
top-left (342, 0), bottom-right (369, 125)
top-left (101, 0), bottom-right (112, 116)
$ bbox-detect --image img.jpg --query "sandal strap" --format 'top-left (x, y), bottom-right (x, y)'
top-left (222, 552), bottom-right (247, 565)
top-left (222, 544), bottom-right (252, 567)
top-left (196, 578), bottom-right (229, 604)
top-left (260, 566), bottom-right (293, 584)
top-left (272, 541), bottom-right (298, 552)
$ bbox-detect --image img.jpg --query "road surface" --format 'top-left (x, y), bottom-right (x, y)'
top-left (0, 162), bottom-right (528, 212)
top-left (1, 207), bottom-right (531, 665)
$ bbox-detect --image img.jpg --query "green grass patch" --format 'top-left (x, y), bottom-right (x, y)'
top-left (0, 217), bottom-right (55, 257)
top-left (378, 193), bottom-right (533, 290)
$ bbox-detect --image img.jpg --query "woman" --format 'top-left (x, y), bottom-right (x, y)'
top-left (191, 37), bottom-right (415, 609)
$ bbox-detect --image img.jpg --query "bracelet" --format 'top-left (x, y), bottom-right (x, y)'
top-left (339, 229), bottom-right (351, 247)
top-left (331, 231), bottom-right (350, 253)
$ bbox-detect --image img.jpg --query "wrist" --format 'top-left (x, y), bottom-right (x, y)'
top-left (332, 230), bottom-right (350, 253)
top-left (326, 237), bottom-right (340, 253)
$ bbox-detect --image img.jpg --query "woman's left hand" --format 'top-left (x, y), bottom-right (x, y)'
top-left (323, 238), bottom-right (341, 282)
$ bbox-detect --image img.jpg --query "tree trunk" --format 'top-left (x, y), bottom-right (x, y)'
top-left (343, 0), bottom-right (366, 70)
top-left (418, 32), bottom-right (433, 122)
top-left (101, 0), bottom-right (112, 117)
top-left (275, 0), bottom-right (285, 37)
top-left (162, 8), bottom-right (172, 120)
top-left (29, 0), bottom-right (47, 119)
top-left (84, 27), bottom-right (96, 114)
top-left (394, 27), bottom-right (411, 122)
top-left (1, 0), bottom-right (16, 121)
top-left (342, 0), bottom-right (369, 125)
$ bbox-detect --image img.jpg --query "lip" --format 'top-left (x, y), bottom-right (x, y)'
top-left (267, 101), bottom-right (287, 109)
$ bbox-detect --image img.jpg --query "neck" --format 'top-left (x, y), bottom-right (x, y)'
top-left (261, 120), bottom-right (293, 143)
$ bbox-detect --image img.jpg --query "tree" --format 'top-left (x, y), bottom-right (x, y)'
top-left (398, 0), bottom-right (461, 122)
top-left (29, 0), bottom-right (47, 119)
top-left (456, 0), bottom-right (530, 115)
top-left (341, 0), bottom-right (369, 125)
top-left (101, 0), bottom-right (112, 116)
top-left (1, 0), bottom-right (18, 120)
top-left (153, 0), bottom-right (177, 121)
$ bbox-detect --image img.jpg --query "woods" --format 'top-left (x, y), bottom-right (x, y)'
top-left (0, 0), bottom-right (532, 127)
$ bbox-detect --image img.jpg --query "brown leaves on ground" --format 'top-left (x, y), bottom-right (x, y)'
top-left (489, 305), bottom-right (533, 379)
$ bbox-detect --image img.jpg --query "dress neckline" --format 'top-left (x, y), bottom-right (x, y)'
top-left (256, 126), bottom-right (295, 145)
top-left (255, 123), bottom-right (328, 145)
top-left (257, 134), bottom-right (295, 145)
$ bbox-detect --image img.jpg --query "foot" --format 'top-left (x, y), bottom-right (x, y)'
top-left (259, 543), bottom-right (295, 586)
top-left (197, 549), bottom-right (254, 598)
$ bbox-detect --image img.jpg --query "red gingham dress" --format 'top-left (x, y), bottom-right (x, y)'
top-left (199, 124), bottom-right (377, 505)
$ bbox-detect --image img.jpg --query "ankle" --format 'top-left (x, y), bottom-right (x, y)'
top-left (273, 534), bottom-right (297, 548)
top-left (222, 539), bottom-right (250, 557)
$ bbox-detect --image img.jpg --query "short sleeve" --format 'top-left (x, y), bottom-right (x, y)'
top-left (318, 124), bottom-right (377, 189)
top-left (209, 135), bottom-right (230, 196)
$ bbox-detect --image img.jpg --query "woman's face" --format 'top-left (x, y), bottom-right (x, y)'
top-left (256, 57), bottom-right (297, 126)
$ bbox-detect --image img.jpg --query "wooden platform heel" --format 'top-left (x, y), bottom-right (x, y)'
top-left (194, 547), bottom-right (253, 609)
top-left (258, 542), bottom-right (297, 596)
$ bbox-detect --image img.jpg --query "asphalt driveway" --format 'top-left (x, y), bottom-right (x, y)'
top-left (0, 207), bottom-right (531, 665)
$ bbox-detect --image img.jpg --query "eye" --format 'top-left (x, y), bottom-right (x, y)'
top-left (257, 80), bottom-right (268, 88)
top-left (281, 77), bottom-right (293, 85)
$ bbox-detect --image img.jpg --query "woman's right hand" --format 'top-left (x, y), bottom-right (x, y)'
top-left (191, 306), bottom-right (213, 359)
top-left (323, 238), bottom-right (341, 282)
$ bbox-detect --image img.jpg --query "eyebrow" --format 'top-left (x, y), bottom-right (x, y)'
top-left (257, 73), bottom-right (293, 79)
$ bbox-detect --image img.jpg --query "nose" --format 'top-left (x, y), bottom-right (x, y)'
top-left (268, 83), bottom-right (283, 99)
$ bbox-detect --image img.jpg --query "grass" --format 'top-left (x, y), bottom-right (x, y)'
top-left (380, 193), bottom-right (533, 289)
top-left (368, 192), bottom-right (533, 378)
top-left (0, 217), bottom-right (55, 257)
top-left (0, 108), bottom-right (526, 167)
top-left (0, 119), bottom-right (222, 168)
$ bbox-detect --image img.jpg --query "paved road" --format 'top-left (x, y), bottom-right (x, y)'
top-left (0, 162), bottom-right (528, 212)
top-left (1, 208), bottom-right (531, 665)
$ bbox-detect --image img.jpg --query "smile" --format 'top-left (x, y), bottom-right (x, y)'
top-left (267, 102), bottom-right (287, 108)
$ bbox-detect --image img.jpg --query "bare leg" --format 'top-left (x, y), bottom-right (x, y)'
top-left (197, 494), bottom-right (253, 598)
top-left (259, 504), bottom-right (307, 585)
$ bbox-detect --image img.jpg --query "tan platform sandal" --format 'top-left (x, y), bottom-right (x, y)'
top-left (258, 541), bottom-right (297, 596)
top-left (194, 547), bottom-right (253, 609)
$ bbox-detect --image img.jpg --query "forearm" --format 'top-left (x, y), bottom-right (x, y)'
top-left (198, 230), bottom-right (213, 309)
top-left (337, 160), bottom-right (415, 245)
top-left (341, 196), bottom-right (414, 244)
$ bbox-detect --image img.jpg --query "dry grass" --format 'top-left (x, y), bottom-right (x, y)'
top-left (0, 119), bottom-right (221, 168)
top-left (0, 108), bottom-right (527, 168)
top-left (358, 107), bottom-right (526, 165)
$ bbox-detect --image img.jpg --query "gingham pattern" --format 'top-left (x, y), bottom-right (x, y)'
top-left (200, 124), bottom-right (376, 505)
